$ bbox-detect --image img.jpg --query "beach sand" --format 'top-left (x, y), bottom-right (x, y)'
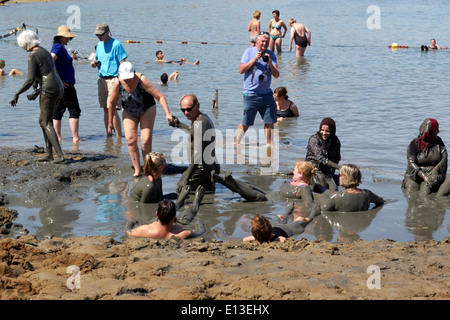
top-left (0, 147), bottom-right (449, 300)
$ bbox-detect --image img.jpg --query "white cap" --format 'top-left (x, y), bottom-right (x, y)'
top-left (119, 62), bottom-right (135, 80)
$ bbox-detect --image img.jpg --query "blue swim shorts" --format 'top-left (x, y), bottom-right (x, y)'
top-left (241, 92), bottom-right (277, 126)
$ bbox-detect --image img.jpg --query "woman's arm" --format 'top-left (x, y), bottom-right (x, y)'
top-left (140, 74), bottom-right (174, 122)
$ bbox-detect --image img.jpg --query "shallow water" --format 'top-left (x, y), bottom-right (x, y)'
top-left (0, 0), bottom-right (449, 242)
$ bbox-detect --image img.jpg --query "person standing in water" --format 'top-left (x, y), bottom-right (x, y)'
top-left (248, 10), bottom-right (261, 47)
top-left (10, 30), bottom-right (65, 163)
top-left (51, 25), bottom-right (81, 148)
top-left (288, 18), bottom-right (311, 57)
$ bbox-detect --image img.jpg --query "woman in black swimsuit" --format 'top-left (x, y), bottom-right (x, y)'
top-left (108, 62), bottom-right (174, 177)
top-left (288, 19), bottom-right (311, 57)
top-left (274, 87), bottom-right (299, 120)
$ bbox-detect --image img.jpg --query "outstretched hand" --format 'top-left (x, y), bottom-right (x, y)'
top-left (168, 116), bottom-right (180, 128)
top-left (9, 94), bottom-right (19, 107)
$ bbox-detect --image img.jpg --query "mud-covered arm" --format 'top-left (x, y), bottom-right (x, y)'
top-left (168, 116), bottom-right (190, 131)
top-left (368, 190), bottom-right (384, 207)
top-left (10, 55), bottom-right (38, 106)
top-left (185, 219), bottom-right (206, 239)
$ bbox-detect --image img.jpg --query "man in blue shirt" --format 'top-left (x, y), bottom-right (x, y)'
top-left (235, 32), bottom-right (279, 147)
top-left (51, 25), bottom-right (81, 147)
top-left (90, 23), bottom-right (127, 137)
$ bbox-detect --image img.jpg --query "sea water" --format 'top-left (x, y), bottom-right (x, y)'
top-left (0, 0), bottom-right (449, 242)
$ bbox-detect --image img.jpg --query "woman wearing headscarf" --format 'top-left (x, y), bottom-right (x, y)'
top-left (402, 118), bottom-right (447, 195)
top-left (306, 117), bottom-right (341, 192)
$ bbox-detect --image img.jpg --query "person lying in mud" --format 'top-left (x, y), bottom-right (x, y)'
top-left (320, 164), bottom-right (384, 212)
top-left (211, 160), bottom-right (316, 204)
top-left (243, 211), bottom-right (311, 243)
top-left (127, 199), bottom-right (205, 239)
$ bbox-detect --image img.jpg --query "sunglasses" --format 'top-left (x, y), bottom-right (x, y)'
top-left (180, 105), bottom-right (195, 113)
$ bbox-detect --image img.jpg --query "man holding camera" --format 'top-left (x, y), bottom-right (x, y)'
top-left (90, 23), bottom-right (127, 137)
top-left (235, 31), bottom-right (279, 147)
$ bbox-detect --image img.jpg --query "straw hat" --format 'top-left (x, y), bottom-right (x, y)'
top-left (54, 25), bottom-right (77, 39)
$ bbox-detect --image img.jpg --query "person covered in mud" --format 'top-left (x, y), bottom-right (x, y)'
top-left (127, 199), bottom-right (205, 239)
top-left (402, 118), bottom-right (447, 195)
top-left (437, 174), bottom-right (450, 196)
top-left (9, 30), bottom-right (65, 163)
top-left (243, 212), bottom-right (311, 243)
top-left (306, 117), bottom-right (341, 193)
top-left (320, 164), bottom-right (384, 212)
top-left (129, 151), bottom-right (205, 225)
top-left (212, 160), bottom-right (316, 205)
top-left (168, 94), bottom-right (220, 194)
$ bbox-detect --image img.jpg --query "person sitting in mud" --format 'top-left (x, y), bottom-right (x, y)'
top-left (320, 164), bottom-right (384, 212)
top-left (0, 59), bottom-right (24, 76)
top-left (127, 199), bottom-right (205, 239)
top-left (402, 118), bottom-right (447, 196)
top-left (211, 160), bottom-right (316, 204)
top-left (130, 151), bottom-right (205, 224)
top-left (168, 94), bottom-right (220, 194)
top-left (306, 117), bottom-right (341, 193)
top-left (243, 212), bottom-right (311, 243)
top-left (155, 50), bottom-right (199, 65)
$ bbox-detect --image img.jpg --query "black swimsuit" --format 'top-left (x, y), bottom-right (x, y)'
top-left (277, 101), bottom-right (295, 117)
top-left (119, 75), bottom-right (155, 117)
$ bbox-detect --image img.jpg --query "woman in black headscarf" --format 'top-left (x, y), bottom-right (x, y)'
top-left (305, 117), bottom-right (341, 192)
top-left (402, 118), bottom-right (447, 195)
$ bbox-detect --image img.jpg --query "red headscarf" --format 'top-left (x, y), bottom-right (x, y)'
top-left (417, 118), bottom-right (439, 156)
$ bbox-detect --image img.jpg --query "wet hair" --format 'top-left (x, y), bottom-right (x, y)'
top-left (288, 19), bottom-right (296, 25)
top-left (157, 200), bottom-right (176, 226)
top-left (143, 152), bottom-right (166, 177)
top-left (339, 164), bottom-right (362, 188)
top-left (253, 11), bottom-right (261, 19)
top-left (274, 87), bottom-right (289, 100)
top-left (294, 160), bottom-right (317, 181)
top-left (0, 59), bottom-right (5, 69)
top-left (17, 30), bottom-right (40, 51)
top-left (160, 73), bottom-right (168, 84)
top-left (251, 214), bottom-right (273, 243)
top-left (179, 93), bottom-right (199, 108)
top-left (155, 50), bottom-right (163, 57)
top-left (272, 10), bottom-right (280, 17)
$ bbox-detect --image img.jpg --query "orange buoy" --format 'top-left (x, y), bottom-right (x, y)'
top-left (156, 41), bottom-right (162, 43)
top-left (201, 42), bottom-right (207, 44)
top-left (181, 41), bottom-right (188, 44)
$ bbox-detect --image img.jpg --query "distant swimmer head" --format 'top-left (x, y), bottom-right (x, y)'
top-left (0, 59), bottom-right (5, 69)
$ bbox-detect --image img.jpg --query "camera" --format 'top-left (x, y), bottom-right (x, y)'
top-left (94, 60), bottom-right (101, 67)
top-left (27, 88), bottom-right (41, 101)
top-left (260, 51), bottom-right (269, 62)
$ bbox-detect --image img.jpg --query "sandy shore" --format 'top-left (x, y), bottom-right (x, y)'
top-left (0, 147), bottom-right (449, 301)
